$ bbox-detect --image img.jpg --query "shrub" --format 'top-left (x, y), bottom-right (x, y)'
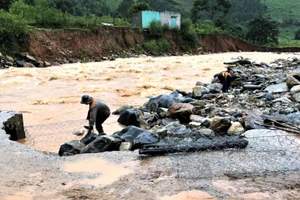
top-left (157, 38), bottom-right (170, 52)
top-left (134, 44), bottom-right (144, 54)
top-left (143, 40), bottom-right (159, 53)
top-left (195, 20), bottom-right (223, 35)
top-left (0, 10), bottom-right (30, 54)
top-left (142, 39), bottom-right (170, 54)
top-left (148, 20), bottom-right (162, 38)
top-left (180, 18), bottom-right (199, 51)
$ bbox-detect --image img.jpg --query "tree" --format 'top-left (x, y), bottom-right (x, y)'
top-left (51, 0), bottom-right (111, 17)
top-left (116, 0), bottom-right (134, 18)
top-left (50, 0), bottom-right (76, 15)
top-left (246, 16), bottom-right (279, 45)
top-left (227, 0), bottom-right (267, 22)
top-left (0, 0), bottom-right (15, 11)
top-left (191, 0), bottom-right (231, 23)
top-left (128, 2), bottom-right (150, 17)
top-left (137, 0), bottom-right (180, 12)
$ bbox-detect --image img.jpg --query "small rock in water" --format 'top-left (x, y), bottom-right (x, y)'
top-left (72, 128), bottom-right (85, 136)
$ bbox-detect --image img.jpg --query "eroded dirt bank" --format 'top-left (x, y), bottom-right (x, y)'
top-left (27, 26), bottom-right (300, 64)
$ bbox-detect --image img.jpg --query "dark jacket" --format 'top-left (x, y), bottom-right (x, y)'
top-left (87, 98), bottom-right (110, 127)
top-left (214, 71), bottom-right (235, 92)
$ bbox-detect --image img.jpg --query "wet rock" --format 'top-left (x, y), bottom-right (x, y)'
top-left (5, 61), bottom-right (13, 66)
top-left (189, 121), bottom-right (201, 127)
top-left (117, 108), bottom-right (141, 127)
top-left (133, 131), bottom-right (160, 149)
top-left (193, 128), bottom-right (215, 137)
top-left (80, 132), bottom-right (98, 145)
top-left (264, 93), bottom-right (274, 100)
top-left (25, 55), bottom-right (37, 63)
top-left (15, 60), bottom-right (25, 67)
top-left (286, 72), bottom-right (300, 88)
top-left (72, 128), bottom-right (85, 136)
top-left (58, 140), bottom-right (85, 156)
top-left (113, 126), bottom-right (159, 147)
top-left (200, 93), bottom-right (219, 100)
top-left (286, 112), bottom-right (300, 125)
top-left (227, 122), bottom-right (245, 136)
top-left (112, 104), bottom-right (134, 115)
top-left (292, 93), bottom-right (300, 102)
top-left (273, 97), bottom-right (292, 104)
top-left (244, 114), bottom-right (266, 130)
top-left (156, 122), bottom-right (192, 138)
top-left (166, 103), bottom-right (194, 123)
top-left (144, 90), bottom-right (193, 111)
top-left (5, 55), bottom-right (14, 62)
top-left (192, 86), bottom-right (209, 98)
top-left (290, 85), bottom-right (300, 94)
top-left (24, 63), bottom-right (35, 68)
top-left (80, 136), bottom-right (122, 154)
top-left (206, 83), bottom-right (222, 93)
top-left (202, 119), bottom-right (211, 128)
top-left (0, 110), bottom-right (26, 141)
top-left (265, 82), bottom-right (288, 93)
top-left (190, 114), bottom-right (206, 123)
top-left (119, 142), bottom-right (133, 151)
top-left (209, 117), bottom-right (231, 135)
top-left (243, 84), bottom-right (263, 90)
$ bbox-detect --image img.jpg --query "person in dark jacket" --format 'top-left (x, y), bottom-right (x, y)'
top-left (213, 67), bottom-right (236, 93)
top-left (80, 95), bottom-right (110, 135)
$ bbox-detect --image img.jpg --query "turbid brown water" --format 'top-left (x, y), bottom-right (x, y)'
top-left (1, 52), bottom-right (300, 200)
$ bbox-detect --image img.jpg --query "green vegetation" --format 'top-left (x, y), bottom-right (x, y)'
top-left (0, 9), bottom-right (30, 54)
top-left (148, 20), bottom-right (163, 39)
top-left (142, 39), bottom-right (170, 54)
top-left (246, 16), bottom-right (279, 45)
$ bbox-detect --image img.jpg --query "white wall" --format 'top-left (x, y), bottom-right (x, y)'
top-left (160, 11), bottom-right (181, 29)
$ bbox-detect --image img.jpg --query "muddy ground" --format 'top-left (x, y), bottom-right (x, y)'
top-left (1, 129), bottom-right (300, 200)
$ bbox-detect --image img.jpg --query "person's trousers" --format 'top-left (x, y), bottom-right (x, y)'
top-left (95, 111), bottom-right (110, 134)
top-left (219, 76), bottom-right (231, 93)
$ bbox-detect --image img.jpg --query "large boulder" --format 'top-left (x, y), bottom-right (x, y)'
top-left (166, 103), bottom-right (194, 123)
top-left (0, 110), bottom-right (26, 141)
top-left (58, 140), bottom-right (85, 156)
top-left (80, 136), bottom-right (122, 154)
top-left (286, 71), bottom-right (300, 88)
top-left (117, 108), bottom-right (141, 127)
top-left (113, 126), bottom-right (159, 149)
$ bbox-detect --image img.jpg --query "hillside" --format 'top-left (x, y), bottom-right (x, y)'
top-left (105, 0), bottom-right (300, 42)
top-left (264, 0), bottom-right (300, 42)
top-left (264, 0), bottom-right (300, 23)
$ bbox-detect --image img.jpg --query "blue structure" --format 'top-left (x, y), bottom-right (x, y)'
top-left (132, 10), bottom-right (181, 29)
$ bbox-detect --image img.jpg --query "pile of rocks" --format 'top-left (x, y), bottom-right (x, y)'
top-left (0, 52), bottom-right (52, 69)
top-left (59, 56), bottom-right (300, 156)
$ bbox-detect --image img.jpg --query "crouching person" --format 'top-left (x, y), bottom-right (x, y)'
top-left (80, 94), bottom-right (110, 135)
top-left (213, 67), bottom-right (237, 93)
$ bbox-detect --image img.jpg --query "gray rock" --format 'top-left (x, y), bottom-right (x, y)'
top-left (265, 82), bottom-right (288, 93)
